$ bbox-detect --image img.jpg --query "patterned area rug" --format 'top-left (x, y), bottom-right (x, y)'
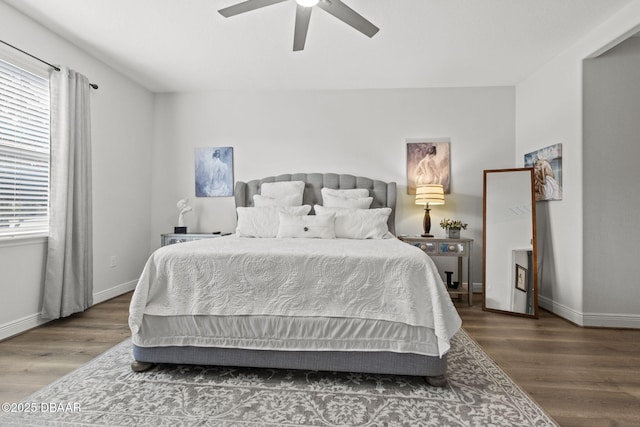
top-left (0, 330), bottom-right (557, 426)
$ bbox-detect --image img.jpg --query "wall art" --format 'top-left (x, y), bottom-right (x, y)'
top-left (195, 146), bottom-right (234, 197)
top-left (406, 138), bottom-right (451, 194)
top-left (524, 143), bottom-right (562, 201)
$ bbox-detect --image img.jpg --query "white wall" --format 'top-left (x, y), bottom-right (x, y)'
top-left (151, 87), bottom-right (515, 288)
top-left (583, 37), bottom-right (640, 326)
top-left (515, 0), bottom-right (640, 326)
top-left (0, 3), bottom-right (155, 339)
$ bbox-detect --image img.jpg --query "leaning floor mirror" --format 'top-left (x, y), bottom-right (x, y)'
top-left (483, 168), bottom-right (538, 318)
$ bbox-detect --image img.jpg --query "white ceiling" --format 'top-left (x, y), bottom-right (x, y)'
top-left (3, 0), bottom-right (635, 93)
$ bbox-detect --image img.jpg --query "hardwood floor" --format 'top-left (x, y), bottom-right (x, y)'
top-left (454, 296), bottom-right (640, 427)
top-left (1, 292), bottom-right (639, 426)
top-left (0, 293), bottom-right (131, 404)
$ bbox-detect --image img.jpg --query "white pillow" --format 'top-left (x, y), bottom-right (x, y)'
top-left (314, 205), bottom-right (392, 239)
top-left (277, 212), bottom-right (336, 239)
top-left (260, 181), bottom-right (305, 205)
top-left (236, 205), bottom-right (311, 238)
top-left (322, 193), bottom-right (373, 209)
top-left (253, 194), bottom-right (300, 207)
top-left (321, 187), bottom-right (369, 200)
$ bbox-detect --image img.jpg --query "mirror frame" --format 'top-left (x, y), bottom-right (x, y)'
top-left (482, 168), bottom-right (539, 318)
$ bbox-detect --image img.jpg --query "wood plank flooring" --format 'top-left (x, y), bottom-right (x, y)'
top-left (0, 293), bottom-right (131, 404)
top-left (455, 297), bottom-right (640, 427)
top-left (1, 292), bottom-right (639, 426)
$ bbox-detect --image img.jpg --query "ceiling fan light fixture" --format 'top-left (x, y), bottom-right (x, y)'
top-left (296, 0), bottom-right (319, 7)
top-left (219, 0), bottom-right (378, 51)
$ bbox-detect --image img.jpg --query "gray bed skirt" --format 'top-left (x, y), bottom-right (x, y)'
top-left (132, 344), bottom-right (447, 378)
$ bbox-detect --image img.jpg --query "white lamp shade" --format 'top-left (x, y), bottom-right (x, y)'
top-left (415, 184), bottom-right (445, 205)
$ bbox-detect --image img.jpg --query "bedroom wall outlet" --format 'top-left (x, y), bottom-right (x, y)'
top-left (109, 256), bottom-right (117, 268)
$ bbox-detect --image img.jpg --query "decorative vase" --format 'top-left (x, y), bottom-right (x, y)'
top-left (447, 228), bottom-right (461, 239)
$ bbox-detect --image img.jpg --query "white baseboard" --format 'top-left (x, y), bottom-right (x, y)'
top-left (0, 312), bottom-right (49, 341)
top-left (582, 312), bottom-right (640, 329)
top-left (538, 295), bottom-right (584, 325)
top-left (92, 280), bottom-right (137, 305)
top-left (472, 282), bottom-right (483, 294)
top-left (539, 295), bottom-right (640, 328)
top-left (0, 280), bottom-right (137, 342)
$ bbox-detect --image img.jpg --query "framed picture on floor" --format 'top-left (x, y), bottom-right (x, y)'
top-left (515, 264), bottom-right (527, 292)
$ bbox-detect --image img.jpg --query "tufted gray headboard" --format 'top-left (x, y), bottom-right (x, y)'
top-left (234, 173), bottom-right (397, 235)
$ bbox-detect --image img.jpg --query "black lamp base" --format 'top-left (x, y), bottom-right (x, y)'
top-left (422, 206), bottom-right (433, 238)
top-left (174, 226), bottom-right (187, 234)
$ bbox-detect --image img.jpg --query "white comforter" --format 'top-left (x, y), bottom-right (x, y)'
top-left (129, 235), bottom-right (461, 356)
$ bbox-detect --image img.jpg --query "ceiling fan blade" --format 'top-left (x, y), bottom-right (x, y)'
top-left (293, 5), bottom-right (312, 51)
top-left (218, 0), bottom-right (288, 18)
top-left (317, 0), bottom-right (379, 38)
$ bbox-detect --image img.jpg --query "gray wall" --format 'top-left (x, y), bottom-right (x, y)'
top-left (583, 37), bottom-right (640, 317)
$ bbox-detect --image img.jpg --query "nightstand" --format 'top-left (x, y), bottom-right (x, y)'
top-left (161, 233), bottom-right (226, 247)
top-left (398, 236), bottom-right (473, 306)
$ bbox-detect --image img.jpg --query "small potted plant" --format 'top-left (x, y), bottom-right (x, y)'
top-left (439, 218), bottom-right (468, 239)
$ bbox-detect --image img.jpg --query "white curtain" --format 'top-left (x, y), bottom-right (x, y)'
top-left (41, 66), bottom-right (93, 320)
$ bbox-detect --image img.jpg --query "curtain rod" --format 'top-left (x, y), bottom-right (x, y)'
top-left (1, 39), bottom-right (99, 90)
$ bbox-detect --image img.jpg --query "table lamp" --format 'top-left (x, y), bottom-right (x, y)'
top-left (415, 184), bottom-right (445, 237)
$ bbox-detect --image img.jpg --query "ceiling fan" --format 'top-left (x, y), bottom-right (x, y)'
top-left (218, 0), bottom-right (379, 51)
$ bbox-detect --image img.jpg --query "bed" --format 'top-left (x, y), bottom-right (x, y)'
top-left (129, 173), bottom-right (461, 386)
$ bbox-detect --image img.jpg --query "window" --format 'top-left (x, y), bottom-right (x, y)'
top-left (0, 58), bottom-right (50, 238)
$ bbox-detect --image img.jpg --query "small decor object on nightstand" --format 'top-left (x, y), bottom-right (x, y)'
top-left (415, 184), bottom-right (445, 237)
top-left (444, 271), bottom-right (459, 289)
top-left (440, 218), bottom-right (467, 239)
top-left (175, 199), bottom-right (192, 234)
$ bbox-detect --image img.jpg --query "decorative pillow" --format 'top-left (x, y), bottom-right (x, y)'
top-left (314, 205), bottom-right (392, 239)
top-left (322, 194), bottom-right (373, 209)
top-left (253, 194), bottom-right (300, 207)
top-left (277, 212), bottom-right (336, 239)
top-left (236, 205), bottom-right (311, 238)
top-left (321, 187), bottom-right (369, 200)
top-left (260, 181), bottom-right (305, 206)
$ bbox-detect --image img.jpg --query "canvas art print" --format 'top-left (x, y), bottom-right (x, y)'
top-left (406, 139), bottom-right (451, 194)
top-left (195, 147), bottom-right (234, 197)
top-left (524, 143), bottom-right (562, 201)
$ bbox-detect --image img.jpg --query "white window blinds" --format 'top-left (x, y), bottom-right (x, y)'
top-left (0, 58), bottom-right (50, 238)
